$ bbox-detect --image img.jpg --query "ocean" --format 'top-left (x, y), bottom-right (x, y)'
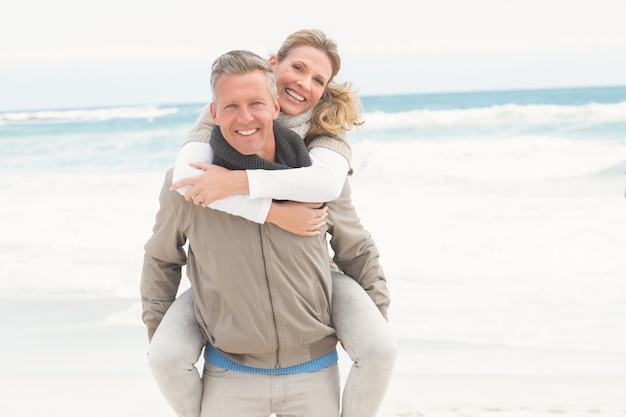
top-left (1, 85), bottom-right (626, 378)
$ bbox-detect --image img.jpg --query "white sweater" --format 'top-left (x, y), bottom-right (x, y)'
top-left (172, 110), bottom-right (350, 223)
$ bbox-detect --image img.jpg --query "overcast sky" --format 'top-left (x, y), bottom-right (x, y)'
top-left (2, 0), bottom-right (625, 111)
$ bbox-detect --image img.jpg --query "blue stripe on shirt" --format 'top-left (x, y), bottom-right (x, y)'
top-left (204, 344), bottom-right (338, 375)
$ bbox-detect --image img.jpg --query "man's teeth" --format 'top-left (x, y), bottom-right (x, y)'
top-left (286, 89), bottom-right (304, 102)
top-left (239, 129), bottom-right (257, 136)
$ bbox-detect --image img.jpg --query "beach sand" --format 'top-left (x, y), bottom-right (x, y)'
top-left (2, 297), bottom-right (626, 416)
top-left (2, 372), bottom-right (626, 417)
top-left (381, 374), bottom-right (626, 416)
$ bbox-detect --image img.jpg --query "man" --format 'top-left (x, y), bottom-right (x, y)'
top-left (141, 50), bottom-right (340, 417)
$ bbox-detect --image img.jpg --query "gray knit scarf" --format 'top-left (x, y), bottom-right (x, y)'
top-left (210, 123), bottom-right (311, 171)
top-left (276, 109), bottom-right (312, 139)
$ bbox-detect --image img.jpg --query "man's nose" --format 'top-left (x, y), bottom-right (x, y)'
top-left (237, 106), bottom-right (254, 122)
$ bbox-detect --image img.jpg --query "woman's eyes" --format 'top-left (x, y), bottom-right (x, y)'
top-left (292, 64), bottom-right (326, 87)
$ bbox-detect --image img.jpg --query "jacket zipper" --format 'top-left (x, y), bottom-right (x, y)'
top-left (259, 224), bottom-right (281, 368)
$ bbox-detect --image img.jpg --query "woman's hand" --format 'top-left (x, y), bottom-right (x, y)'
top-left (266, 201), bottom-right (328, 236)
top-left (170, 162), bottom-right (248, 207)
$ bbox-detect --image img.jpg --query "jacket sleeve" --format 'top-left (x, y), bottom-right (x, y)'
top-left (140, 169), bottom-right (189, 341)
top-left (325, 179), bottom-right (390, 319)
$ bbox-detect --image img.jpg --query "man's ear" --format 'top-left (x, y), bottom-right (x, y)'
top-left (209, 102), bottom-right (218, 124)
top-left (273, 96), bottom-right (280, 120)
top-left (268, 55), bottom-right (278, 70)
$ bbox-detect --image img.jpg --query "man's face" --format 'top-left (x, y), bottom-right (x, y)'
top-left (210, 70), bottom-right (280, 160)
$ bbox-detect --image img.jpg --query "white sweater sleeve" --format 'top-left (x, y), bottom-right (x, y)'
top-left (172, 141), bottom-right (271, 224)
top-left (247, 147), bottom-right (349, 202)
top-left (172, 141), bottom-right (214, 192)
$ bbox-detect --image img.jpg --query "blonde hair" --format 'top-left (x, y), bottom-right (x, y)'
top-left (275, 29), bottom-right (364, 140)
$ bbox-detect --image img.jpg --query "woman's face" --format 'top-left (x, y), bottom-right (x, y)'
top-left (269, 45), bottom-right (333, 116)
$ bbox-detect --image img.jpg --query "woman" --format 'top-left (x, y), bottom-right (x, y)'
top-left (149, 29), bottom-right (396, 417)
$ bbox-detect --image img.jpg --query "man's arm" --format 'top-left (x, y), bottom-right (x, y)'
top-left (140, 169), bottom-right (189, 341)
top-left (325, 179), bottom-right (390, 319)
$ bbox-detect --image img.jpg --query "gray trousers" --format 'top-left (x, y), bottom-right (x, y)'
top-left (147, 272), bottom-right (396, 417)
top-left (201, 363), bottom-right (340, 417)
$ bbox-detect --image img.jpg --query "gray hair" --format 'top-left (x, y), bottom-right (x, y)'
top-left (210, 50), bottom-right (277, 100)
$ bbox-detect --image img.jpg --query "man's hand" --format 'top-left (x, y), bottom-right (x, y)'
top-left (170, 162), bottom-right (248, 207)
top-left (267, 202), bottom-right (328, 236)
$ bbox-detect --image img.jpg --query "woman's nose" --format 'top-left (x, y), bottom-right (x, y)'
top-left (297, 77), bottom-right (312, 92)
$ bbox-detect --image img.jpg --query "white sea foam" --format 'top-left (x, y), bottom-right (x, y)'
top-left (362, 100), bottom-right (626, 133)
top-left (0, 104), bottom-right (179, 123)
top-left (351, 135), bottom-right (626, 183)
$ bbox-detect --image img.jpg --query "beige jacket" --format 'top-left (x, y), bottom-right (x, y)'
top-left (324, 178), bottom-right (390, 319)
top-left (181, 106), bottom-right (390, 318)
top-left (141, 169), bottom-right (337, 369)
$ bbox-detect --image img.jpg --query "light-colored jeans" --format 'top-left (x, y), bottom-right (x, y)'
top-left (201, 363), bottom-right (340, 417)
top-left (148, 271), bottom-right (396, 417)
top-left (148, 289), bottom-right (205, 417)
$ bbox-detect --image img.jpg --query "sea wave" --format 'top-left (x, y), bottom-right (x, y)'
top-left (350, 135), bottom-right (626, 182)
top-left (0, 104), bottom-right (180, 124)
top-left (361, 100), bottom-right (626, 139)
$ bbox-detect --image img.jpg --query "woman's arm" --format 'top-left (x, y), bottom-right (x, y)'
top-left (172, 141), bottom-right (272, 224)
top-left (266, 201), bottom-right (328, 236)
top-left (175, 105), bottom-right (351, 203)
top-left (173, 145), bottom-right (350, 205)
top-left (171, 141), bottom-right (214, 194)
top-left (171, 105), bottom-right (350, 225)
top-left (172, 146), bottom-right (342, 228)
top-left (245, 131), bottom-right (353, 201)
top-left (171, 103), bottom-right (215, 191)
top-left (247, 147), bottom-right (349, 201)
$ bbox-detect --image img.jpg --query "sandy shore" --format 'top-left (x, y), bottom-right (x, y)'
top-left (381, 374), bottom-right (626, 416)
top-left (3, 298), bottom-right (626, 416)
top-left (2, 372), bottom-right (626, 417)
